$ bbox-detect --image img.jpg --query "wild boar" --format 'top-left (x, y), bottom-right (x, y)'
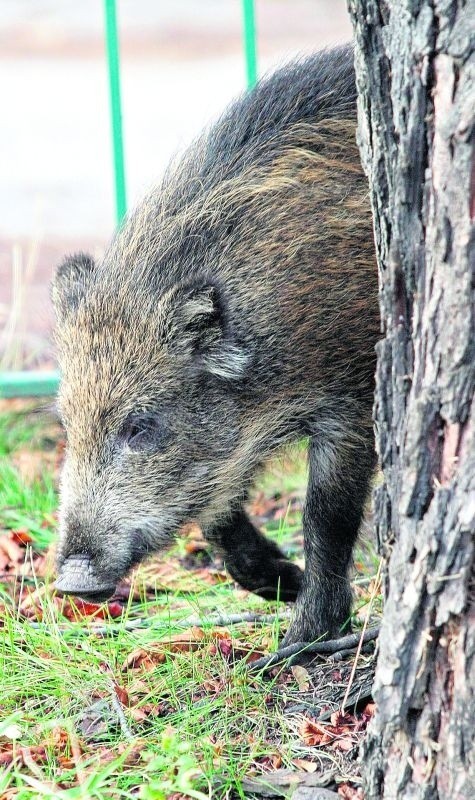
top-left (53, 44), bottom-right (379, 644)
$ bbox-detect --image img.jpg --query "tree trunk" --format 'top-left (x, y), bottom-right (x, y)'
top-left (347, 1), bottom-right (475, 798)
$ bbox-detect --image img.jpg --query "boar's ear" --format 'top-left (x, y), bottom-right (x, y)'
top-left (164, 280), bottom-right (249, 380)
top-left (51, 252), bottom-right (95, 318)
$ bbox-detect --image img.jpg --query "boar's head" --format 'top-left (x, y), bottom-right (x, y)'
top-left (52, 252), bottom-right (253, 602)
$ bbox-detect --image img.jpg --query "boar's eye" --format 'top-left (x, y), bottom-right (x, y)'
top-left (118, 414), bottom-right (169, 452)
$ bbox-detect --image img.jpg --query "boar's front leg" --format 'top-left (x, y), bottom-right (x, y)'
top-left (283, 430), bottom-right (374, 645)
top-left (205, 507), bottom-right (303, 601)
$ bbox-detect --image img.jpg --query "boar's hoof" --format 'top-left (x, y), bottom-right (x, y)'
top-left (55, 554), bottom-right (116, 603)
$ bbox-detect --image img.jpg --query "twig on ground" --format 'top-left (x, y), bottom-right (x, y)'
top-left (327, 641), bottom-right (375, 662)
top-left (27, 610), bottom-right (289, 637)
top-left (185, 611), bottom-right (289, 628)
top-left (108, 680), bottom-right (134, 741)
top-left (247, 626), bottom-right (380, 672)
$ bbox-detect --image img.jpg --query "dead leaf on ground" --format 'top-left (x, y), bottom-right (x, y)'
top-left (40, 726), bottom-right (85, 769)
top-left (122, 647), bottom-right (166, 672)
top-left (208, 633), bottom-right (265, 664)
top-left (112, 682), bottom-right (130, 707)
top-left (0, 533), bottom-right (29, 571)
top-left (0, 743), bottom-right (48, 768)
top-left (18, 585), bottom-right (49, 619)
top-left (300, 718), bottom-right (331, 746)
top-left (109, 580), bottom-right (147, 602)
top-left (129, 701), bottom-right (174, 723)
top-left (256, 753), bottom-right (283, 770)
top-left (181, 523), bottom-right (208, 554)
top-left (18, 586), bottom-right (125, 622)
top-left (292, 759), bottom-right (318, 773)
top-left (300, 717), bottom-right (357, 752)
top-left (299, 705), bottom-right (375, 754)
top-left (10, 529), bottom-right (33, 546)
top-left (338, 783), bottom-right (364, 799)
top-left (292, 665), bottom-right (311, 692)
top-left (361, 702), bottom-right (376, 722)
top-left (0, 724), bottom-right (23, 741)
top-left (122, 628), bottom-right (206, 671)
top-left (61, 598), bottom-right (124, 621)
top-left (0, 534), bottom-right (51, 598)
top-left (127, 677), bottom-right (151, 696)
top-left (122, 627), bottom-right (264, 672)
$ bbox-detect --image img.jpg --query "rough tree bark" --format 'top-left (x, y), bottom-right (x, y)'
top-left (347, 1), bottom-right (475, 798)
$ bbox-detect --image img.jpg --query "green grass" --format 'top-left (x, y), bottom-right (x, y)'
top-left (0, 462), bottom-right (57, 548)
top-left (0, 570), bottom-right (292, 798)
top-left (0, 406), bottom-right (58, 547)
top-left (0, 405), bottom-right (381, 799)
top-left (0, 411), bottom-right (42, 457)
top-left (0, 404), bottom-right (60, 457)
top-left (1, 594), bottom-right (287, 798)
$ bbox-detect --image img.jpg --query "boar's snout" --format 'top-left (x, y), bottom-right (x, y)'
top-left (55, 554), bottom-right (116, 604)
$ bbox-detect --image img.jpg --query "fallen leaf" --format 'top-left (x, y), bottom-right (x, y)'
top-left (291, 665), bottom-right (311, 692)
top-left (256, 752), bottom-right (283, 770)
top-left (0, 724), bottom-right (23, 740)
top-left (113, 683), bottom-right (130, 707)
top-left (62, 598), bottom-right (124, 620)
top-left (292, 759), bottom-right (318, 773)
top-left (216, 637), bottom-right (233, 658)
top-left (0, 534), bottom-right (26, 569)
top-left (40, 726), bottom-right (85, 769)
top-left (202, 677), bottom-right (225, 694)
top-left (122, 629), bottom-right (207, 671)
top-left (331, 737), bottom-right (355, 752)
top-left (181, 522), bottom-right (203, 541)
top-left (89, 740), bottom-right (146, 767)
top-left (167, 626), bottom-right (206, 649)
top-left (0, 744), bottom-right (48, 768)
top-left (361, 702), bottom-right (376, 722)
top-left (10, 529), bottom-right (33, 546)
top-left (133, 701), bottom-right (173, 720)
top-left (299, 716), bottom-right (359, 752)
top-left (299, 718), bottom-right (328, 746)
top-left (128, 706), bottom-right (150, 723)
top-left (338, 783), bottom-right (364, 798)
top-left (122, 647), bottom-right (166, 671)
top-left (330, 710), bottom-right (354, 728)
top-left (192, 567), bottom-right (227, 586)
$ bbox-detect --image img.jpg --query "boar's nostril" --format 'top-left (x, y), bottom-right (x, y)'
top-left (55, 554), bottom-right (116, 603)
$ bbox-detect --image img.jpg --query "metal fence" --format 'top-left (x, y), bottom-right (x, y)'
top-left (0, 0), bottom-right (257, 399)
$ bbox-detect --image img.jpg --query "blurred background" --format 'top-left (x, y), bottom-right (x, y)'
top-left (0, 0), bottom-right (351, 372)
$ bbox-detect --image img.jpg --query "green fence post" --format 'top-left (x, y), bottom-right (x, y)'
top-left (104, 0), bottom-right (127, 224)
top-left (0, 371), bottom-right (61, 399)
top-left (0, 0), bottom-right (128, 398)
top-left (242, 0), bottom-right (258, 88)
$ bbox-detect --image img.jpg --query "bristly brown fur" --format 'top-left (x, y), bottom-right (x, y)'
top-left (52, 45), bottom-right (380, 644)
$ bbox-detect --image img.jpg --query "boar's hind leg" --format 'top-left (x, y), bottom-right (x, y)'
top-left (205, 507), bottom-right (303, 601)
top-left (283, 431), bottom-right (374, 645)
